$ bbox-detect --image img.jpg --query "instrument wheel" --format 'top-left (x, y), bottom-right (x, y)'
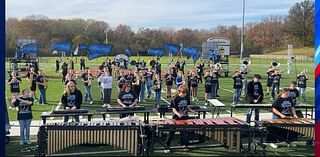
top-left (250, 142), bottom-right (257, 152)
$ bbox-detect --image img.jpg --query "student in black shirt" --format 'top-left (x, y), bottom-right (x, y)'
top-left (80, 56), bottom-right (86, 70)
top-left (26, 67), bottom-right (38, 101)
top-left (145, 68), bottom-right (154, 98)
top-left (232, 70), bottom-right (243, 105)
top-left (288, 81), bottom-right (299, 106)
top-left (11, 89), bottom-right (34, 145)
top-left (271, 70), bottom-right (281, 100)
top-left (164, 85), bottom-right (195, 153)
top-left (61, 81), bottom-right (83, 122)
top-left (266, 66), bottom-right (275, 96)
top-left (139, 71), bottom-right (147, 102)
top-left (117, 82), bottom-right (139, 118)
top-left (246, 74), bottom-right (264, 124)
top-left (211, 68), bottom-right (220, 99)
top-left (297, 71), bottom-right (308, 102)
top-left (36, 70), bottom-right (48, 105)
top-left (132, 71), bottom-right (141, 99)
top-left (164, 69), bottom-right (175, 98)
top-left (69, 58), bottom-right (75, 70)
top-left (190, 70), bottom-right (199, 101)
top-left (204, 70), bottom-right (213, 106)
top-left (55, 58), bottom-right (60, 74)
top-left (8, 71), bottom-right (22, 96)
top-left (154, 74), bottom-right (162, 108)
top-left (81, 68), bottom-right (94, 105)
top-left (61, 62), bottom-right (68, 83)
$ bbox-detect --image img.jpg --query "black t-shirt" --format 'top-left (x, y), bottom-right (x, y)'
top-left (62, 63), bottom-right (68, 73)
top-left (233, 75), bottom-right (243, 89)
top-left (190, 76), bottom-right (199, 86)
top-left (272, 74), bottom-right (281, 85)
top-left (126, 74), bottom-right (135, 83)
top-left (61, 89), bottom-right (83, 109)
top-left (204, 76), bottom-right (213, 87)
top-left (171, 95), bottom-right (190, 117)
top-left (26, 72), bottom-right (37, 85)
top-left (247, 81), bottom-right (264, 103)
top-left (145, 71), bottom-right (153, 81)
top-left (211, 72), bottom-right (220, 84)
top-left (267, 71), bottom-right (274, 81)
top-left (8, 77), bottom-right (22, 93)
top-left (153, 79), bottom-right (162, 92)
top-left (13, 97), bottom-right (34, 120)
top-left (272, 97), bottom-right (293, 114)
top-left (36, 75), bottom-right (46, 89)
top-left (81, 73), bottom-right (94, 86)
top-left (289, 88), bottom-right (299, 105)
top-left (297, 75), bottom-right (308, 88)
top-left (80, 58), bottom-right (85, 64)
top-left (118, 91), bottom-right (138, 107)
top-left (165, 74), bottom-right (175, 85)
top-left (56, 60), bottom-right (60, 67)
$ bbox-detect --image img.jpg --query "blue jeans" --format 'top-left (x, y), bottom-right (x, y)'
top-left (64, 115), bottom-right (80, 122)
top-left (39, 88), bottom-right (47, 104)
top-left (211, 83), bottom-right (218, 99)
top-left (233, 88), bottom-right (242, 103)
top-left (146, 80), bottom-right (152, 97)
top-left (155, 90), bottom-right (161, 107)
top-left (246, 108), bottom-right (260, 124)
top-left (299, 87), bottom-right (306, 102)
top-left (19, 119), bottom-right (32, 142)
top-left (84, 85), bottom-right (93, 102)
top-left (140, 83), bottom-right (146, 101)
top-left (271, 84), bottom-right (280, 99)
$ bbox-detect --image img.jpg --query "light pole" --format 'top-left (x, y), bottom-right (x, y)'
top-left (104, 29), bottom-right (108, 44)
top-left (240, 0), bottom-right (245, 62)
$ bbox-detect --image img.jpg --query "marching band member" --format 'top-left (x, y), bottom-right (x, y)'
top-left (211, 67), bottom-right (220, 99)
top-left (288, 81), bottom-right (299, 106)
top-left (265, 66), bottom-right (275, 96)
top-left (11, 89), bottom-right (34, 145)
top-left (145, 68), bottom-right (154, 98)
top-left (190, 70), bottom-right (199, 101)
top-left (153, 74), bottom-right (162, 108)
top-left (79, 56), bottom-right (86, 70)
top-left (26, 67), bottom-right (38, 100)
top-left (69, 57), bottom-right (75, 70)
top-left (139, 70), bottom-right (147, 102)
top-left (232, 69), bottom-right (243, 105)
top-left (117, 70), bottom-right (127, 92)
top-left (246, 74), bottom-right (264, 124)
top-left (297, 71), bottom-right (308, 102)
top-left (196, 61), bottom-right (204, 83)
top-left (61, 62), bottom-right (68, 83)
top-left (55, 57), bottom-right (60, 75)
top-left (117, 82), bottom-right (139, 118)
top-left (164, 69), bottom-right (175, 98)
top-left (204, 70), bottom-right (213, 106)
top-left (175, 71), bottom-right (184, 89)
top-left (81, 67), bottom-right (94, 105)
top-left (186, 70), bottom-right (192, 95)
top-left (164, 85), bottom-right (196, 153)
top-left (8, 71), bottom-right (22, 98)
top-left (132, 71), bottom-right (141, 99)
top-left (61, 81), bottom-right (83, 122)
top-left (99, 68), bottom-right (113, 108)
top-left (271, 70), bottom-right (282, 100)
top-left (35, 70), bottom-right (48, 105)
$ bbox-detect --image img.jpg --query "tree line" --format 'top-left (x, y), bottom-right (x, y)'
top-left (5, 0), bottom-right (314, 57)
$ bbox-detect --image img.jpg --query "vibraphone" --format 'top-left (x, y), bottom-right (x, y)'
top-left (262, 118), bottom-right (315, 139)
top-left (41, 109), bottom-right (94, 124)
top-left (37, 120), bottom-right (146, 156)
top-left (150, 117), bottom-right (249, 152)
top-left (157, 105), bottom-right (209, 118)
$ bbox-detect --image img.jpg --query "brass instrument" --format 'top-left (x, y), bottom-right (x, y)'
top-left (88, 75), bottom-right (93, 86)
top-left (271, 60), bottom-right (280, 68)
top-left (43, 76), bottom-right (48, 89)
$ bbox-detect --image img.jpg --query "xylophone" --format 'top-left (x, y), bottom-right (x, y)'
top-left (262, 118), bottom-right (314, 139)
top-left (51, 109), bottom-right (89, 114)
top-left (157, 105), bottom-right (209, 118)
top-left (37, 120), bottom-right (145, 156)
top-left (150, 117), bottom-right (249, 152)
top-left (104, 106), bottom-right (146, 112)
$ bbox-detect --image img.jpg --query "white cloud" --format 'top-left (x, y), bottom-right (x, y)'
top-left (6, 0), bottom-right (306, 30)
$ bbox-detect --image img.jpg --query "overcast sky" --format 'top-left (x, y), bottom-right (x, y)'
top-left (6, 0), bottom-right (305, 31)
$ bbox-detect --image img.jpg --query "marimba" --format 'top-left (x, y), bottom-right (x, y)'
top-left (157, 105), bottom-right (209, 119)
top-left (37, 120), bottom-right (145, 156)
top-left (41, 109), bottom-right (93, 124)
top-left (150, 117), bottom-right (249, 152)
top-left (262, 118), bottom-right (314, 139)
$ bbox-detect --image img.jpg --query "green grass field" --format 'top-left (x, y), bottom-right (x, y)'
top-left (5, 56), bottom-right (315, 156)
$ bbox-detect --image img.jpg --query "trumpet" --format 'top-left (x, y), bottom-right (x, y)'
top-left (88, 75), bottom-right (93, 86)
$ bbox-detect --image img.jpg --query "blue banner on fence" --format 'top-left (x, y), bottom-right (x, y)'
top-left (51, 41), bottom-right (72, 53)
top-left (87, 43), bottom-right (113, 60)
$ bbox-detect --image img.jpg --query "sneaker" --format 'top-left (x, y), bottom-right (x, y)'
top-left (164, 149), bottom-right (171, 153)
top-left (26, 140), bottom-right (31, 144)
top-left (269, 143), bottom-right (278, 149)
top-left (231, 102), bottom-right (236, 105)
top-left (90, 101), bottom-right (93, 105)
top-left (19, 141), bottom-right (24, 145)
